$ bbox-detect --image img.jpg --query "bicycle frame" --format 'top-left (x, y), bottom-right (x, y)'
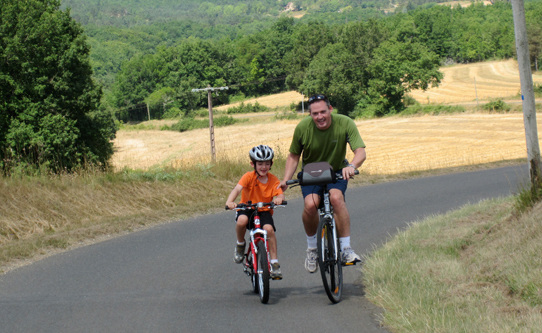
top-left (227, 201), bottom-right (286, 304)
top-left (286, 165), bottom-right (359, 303)
top-left (319, 188), bottom-right (339, 264)
top-left (243, 212), bottom-right (270, 279)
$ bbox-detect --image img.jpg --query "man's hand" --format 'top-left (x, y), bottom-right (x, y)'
top-left (342, 165), bottom-right (356, 181)
top-left (280, 180), bottom-right (289, 192)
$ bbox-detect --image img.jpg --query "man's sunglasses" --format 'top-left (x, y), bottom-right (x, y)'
top-left (307, 94), bottom-right (328, 105)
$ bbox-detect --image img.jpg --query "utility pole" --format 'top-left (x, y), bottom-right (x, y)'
top-left (191, 85), bottom-right (229, 162)
top-left (512, 0), bottom-right (541, 186)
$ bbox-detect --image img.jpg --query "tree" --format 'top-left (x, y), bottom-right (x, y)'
top-left (364, 40), bottom-right (442, 115)
top-left (0, 0), bottom-right (115, 172)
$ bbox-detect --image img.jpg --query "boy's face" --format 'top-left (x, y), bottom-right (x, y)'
top-left (252, 160), bottom-right (272, 176)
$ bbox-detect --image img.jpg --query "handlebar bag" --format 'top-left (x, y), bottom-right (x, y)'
top-left (301, 161), bottom-right (336, 186)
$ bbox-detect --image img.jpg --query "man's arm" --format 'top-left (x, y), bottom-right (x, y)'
top-left (343, 147), bottom-right (366, 180)
top-left (280, 152), bottom-right (301, 191)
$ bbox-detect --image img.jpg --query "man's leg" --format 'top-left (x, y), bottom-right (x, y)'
top-left (302, 192), bottom-right (321, 273)
top-left (329, 188), bottom-right (362, 264)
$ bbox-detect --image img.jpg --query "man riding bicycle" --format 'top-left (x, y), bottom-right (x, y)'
top-left (280, 94), bottom-right (366, 273)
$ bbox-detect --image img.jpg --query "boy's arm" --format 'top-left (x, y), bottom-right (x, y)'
top-left (273, 193), bottom-right (285, 205)
top-left (226, 184), bottom-right (243, 209)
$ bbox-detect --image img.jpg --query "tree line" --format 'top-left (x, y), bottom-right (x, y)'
top-left (110, 1), bottom-right (542, 119)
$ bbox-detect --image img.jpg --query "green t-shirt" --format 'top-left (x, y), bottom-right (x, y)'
top-left (289, 113), bottom-right (366, 170)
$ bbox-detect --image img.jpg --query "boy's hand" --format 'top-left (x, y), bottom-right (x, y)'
top-left (273, 197), bottom-right (284, 205)
top-left (226, 202), bottom-right (237, 210)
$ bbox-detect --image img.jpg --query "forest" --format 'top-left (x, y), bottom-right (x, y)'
top-left (81, 0), bottom-right (542, 120)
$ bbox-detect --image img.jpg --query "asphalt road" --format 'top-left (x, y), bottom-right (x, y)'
top-left (0, 164), bottom-right (529, 333)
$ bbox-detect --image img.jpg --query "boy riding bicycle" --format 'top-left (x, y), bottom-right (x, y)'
top-left (225, 145), bottom-right (285, 279)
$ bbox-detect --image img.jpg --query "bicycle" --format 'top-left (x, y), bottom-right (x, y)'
top-left (225, 201), bottom-right (287, 304)
top-left (286, 162), bottom-right (359, 303)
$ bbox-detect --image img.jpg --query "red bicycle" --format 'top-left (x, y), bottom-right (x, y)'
top-left (226, 201), bottom-right (287, 304)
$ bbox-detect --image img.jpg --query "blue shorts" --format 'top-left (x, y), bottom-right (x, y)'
top-left (299, 170), bottom-right (348, 199)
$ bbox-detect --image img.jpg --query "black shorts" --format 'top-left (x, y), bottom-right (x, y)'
top-left (236, 210), bottom-right (276, 232)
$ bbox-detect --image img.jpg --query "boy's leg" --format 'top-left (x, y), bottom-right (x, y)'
top-left (234, 212), bottom-right (249, 264)
top-left (264, 224), bottom-right (277, 260)
top-left (260, 212), bottom-right (282, 279)
top-left (235, 214), bottom-right (249, 243)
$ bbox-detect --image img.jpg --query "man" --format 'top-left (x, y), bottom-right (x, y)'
top-left (280, 94), bottom-right (366, 273)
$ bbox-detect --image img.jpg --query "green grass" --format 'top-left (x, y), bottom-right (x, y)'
top-left (363, 197), bottom-right (542, 332)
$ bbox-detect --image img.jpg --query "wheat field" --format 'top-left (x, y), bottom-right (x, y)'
top-left (112, 113), bottom-right (540, 175)
top-left (112, 60), bottom-right (542, 174)
top-left (409, 59), bottom-right (542, 104)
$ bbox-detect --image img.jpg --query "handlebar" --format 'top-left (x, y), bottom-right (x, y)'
top-left (225, 201), bottom-right (287, 211)
top-left (286, 170), bottom-right (359, 186)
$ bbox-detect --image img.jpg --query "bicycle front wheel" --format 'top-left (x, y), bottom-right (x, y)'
top-left (246, 248), bottom-right (258, 294)
top-left (256, 241), bottom-right (270, 304)
top-left (317, 218), bottom-right (343, 303)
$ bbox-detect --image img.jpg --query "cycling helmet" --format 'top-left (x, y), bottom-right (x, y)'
top-left (249, 145), bottom-right (274, 163)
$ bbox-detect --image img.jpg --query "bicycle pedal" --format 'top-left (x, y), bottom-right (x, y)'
top-left (271, 277), bottom-right (283, 280)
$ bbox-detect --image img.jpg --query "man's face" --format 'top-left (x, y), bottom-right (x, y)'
top-left (309, 100), bottom-right (333, 130)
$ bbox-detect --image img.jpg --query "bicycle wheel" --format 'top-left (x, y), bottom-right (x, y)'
top-left (246, 248), bottom-right (258, 294)
top-left (256, 241), bottom-right (270, 304)
top-left (317, 218), bottom-right (343, 303)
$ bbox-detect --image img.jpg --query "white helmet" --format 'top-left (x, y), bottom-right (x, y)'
top-left (249, 145), bottom-right (274, 163)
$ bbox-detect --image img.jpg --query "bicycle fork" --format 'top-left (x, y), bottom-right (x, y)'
top-left (245, 215), bottom-right (270, 276)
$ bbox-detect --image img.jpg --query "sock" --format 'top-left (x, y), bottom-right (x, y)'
top-left (237, 240), bottom-right (245, 246)
top-left (339, 236), bottom-right (351, 251)
top-left (270, 259), bottom-right (278, 264)
top-left (307, 234), bottom-right (317, 249)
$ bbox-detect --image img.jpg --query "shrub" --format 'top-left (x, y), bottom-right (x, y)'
top-left (226, 102), bottom-right (268, 114)
top-left (402, 104), bottom-right (465, 116)
top-left (482, 99), bottom-right (511, 113)
top-left (168, 116), bottom-right (240, 132)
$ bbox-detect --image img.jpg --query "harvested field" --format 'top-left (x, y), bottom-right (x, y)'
top-left (112, 113), bottom-right (540, 175)
top-left (409, 59), bottom-right (542, 104)
top-left (214, 91), bottom-right (304, 111)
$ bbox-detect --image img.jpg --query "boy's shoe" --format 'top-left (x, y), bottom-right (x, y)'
top-left (305, 248), bottom-right (318, 273)
top-left (234, 243), bottom-right (245, 264)
top-left (342, 247), bottom-right (362, 265)
top-left (270, 262), bottom-right (283, 280)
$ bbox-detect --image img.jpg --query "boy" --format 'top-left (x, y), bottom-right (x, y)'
top-left (225, 145), bottom-right (285, 279)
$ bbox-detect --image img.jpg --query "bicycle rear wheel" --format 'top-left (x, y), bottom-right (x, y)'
top-left (317, 218), bottom-right (343, 303)
top-left (256, 241), bottom-right (270, 304)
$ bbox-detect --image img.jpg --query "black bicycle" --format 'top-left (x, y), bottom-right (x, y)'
top-left (286, 162), bottom-right (359, 303)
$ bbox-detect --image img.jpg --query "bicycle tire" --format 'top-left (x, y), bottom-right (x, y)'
top-left (247, 249), bottom-right (258, 294)
top-left (256, 241), bottom-right (270, 304)
top-left (317, 218), bottom-right (343, 303)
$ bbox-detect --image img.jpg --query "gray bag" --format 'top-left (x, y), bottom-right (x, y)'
top-left (301, 162), bottom-right (336, 186)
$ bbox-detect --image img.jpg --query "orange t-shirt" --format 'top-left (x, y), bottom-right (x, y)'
top-left (238, 171), bottom-right (283, 213)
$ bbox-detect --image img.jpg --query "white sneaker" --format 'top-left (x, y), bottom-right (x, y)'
top-left (305, 248), bottom-right (318, 273)
top-left (342, 247), bottom-right (362, 264)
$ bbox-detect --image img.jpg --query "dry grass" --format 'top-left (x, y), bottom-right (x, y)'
top-left (409, 59), bottom-right (542, 104)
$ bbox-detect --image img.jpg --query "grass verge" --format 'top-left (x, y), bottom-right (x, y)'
top-left (363, 196), bottom-right (542, 332)
top-left (0, 156), bottom-right (524, 274)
